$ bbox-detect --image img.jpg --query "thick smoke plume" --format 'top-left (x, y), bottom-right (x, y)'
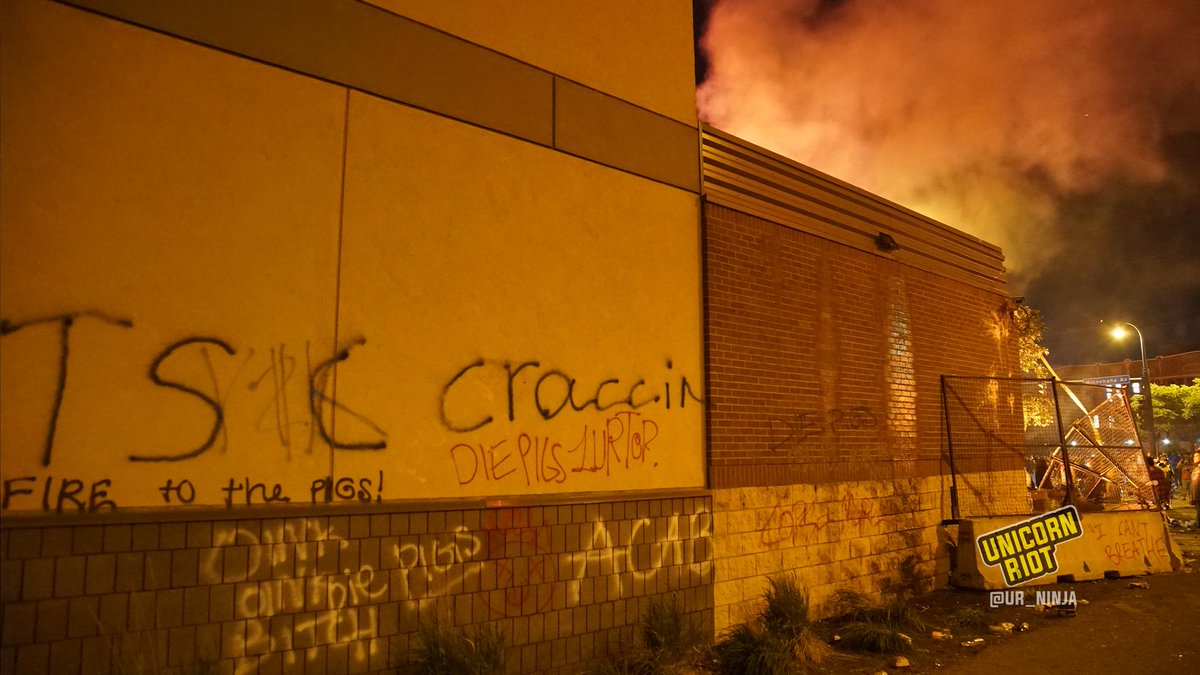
top-left (697, 0), bottom-right (1200, 280)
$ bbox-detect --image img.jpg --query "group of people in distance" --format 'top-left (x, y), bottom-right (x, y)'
top-left (1145, 449), bottom-right (1200, 520)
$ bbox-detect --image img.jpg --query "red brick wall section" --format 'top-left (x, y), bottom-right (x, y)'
top-left (0, 495), bottom-right (712, 675)
top-left (705, 203), bottom-right (1020, 488)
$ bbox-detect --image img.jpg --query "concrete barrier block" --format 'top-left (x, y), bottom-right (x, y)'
top-left (952, 509), bottom-right (1182, 589)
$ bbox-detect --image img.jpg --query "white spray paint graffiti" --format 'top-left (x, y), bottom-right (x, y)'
top-left (193, 507), bottom-right (711, 670)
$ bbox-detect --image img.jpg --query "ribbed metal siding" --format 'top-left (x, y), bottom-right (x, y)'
top-left (701, 124), bottom-right (1009, 294)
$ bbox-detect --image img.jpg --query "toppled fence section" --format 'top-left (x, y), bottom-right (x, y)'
top-left (942, 376), bottom-right (1155, 519)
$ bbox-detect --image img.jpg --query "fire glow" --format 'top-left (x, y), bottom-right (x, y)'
top-left (697, 0), bottom-right (1198, 276)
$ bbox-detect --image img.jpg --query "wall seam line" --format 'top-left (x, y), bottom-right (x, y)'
top-left (331, 88), bottom-right (353, 480)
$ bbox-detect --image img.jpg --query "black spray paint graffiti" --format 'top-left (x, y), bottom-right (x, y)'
top-left (2, 309), bottom-right (696, 478)
top-left (0, 313), bottom-right (387, 466)
top-left (169, 472), bottom-right (384, 507)
top-left (138, 335), bottom-right (386, 459)
top-left (308, 337), bottom-right (387, 451)
top-left (768, 406), bottom-right (878, 452)
top-left (0, 312), bottom-right (133, 466)
top-left (439, 358), bottom-right (702, 433)
top-left (193, 340), bottom-right (380, 459)
top-left (0, 470), bottom-right (389, 512)
top-left (1, 475), bottom-right (117, 513)
top-left (128, 337), bottom-right (236, 462)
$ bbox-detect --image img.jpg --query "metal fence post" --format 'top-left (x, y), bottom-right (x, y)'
top-left (1050, 377), bottom-right (1075, 506)
top-left (940, 375), bottom-right (960, 521)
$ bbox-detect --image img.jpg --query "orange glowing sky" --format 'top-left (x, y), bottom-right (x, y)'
top-left (696, 0), bottom-right (1200, 362)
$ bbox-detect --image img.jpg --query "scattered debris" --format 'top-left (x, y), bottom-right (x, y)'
top-left (897, 633), bottom-right (913, 646)
top-left (960, 638), bottom-right (985, 648)
top-left (1078, 599), bottom-right (1089, 605)
top-left (1015, 622), bottom-right (1030, 633)
top-left (1050, 603), bottom-right (1077, 617)
top-left (987, 622), bottom-right (1015, 635)
top-left (931, 630), bottom-right (953, 641)
top-left (1128, 581), bottom-right (1150, 589)
top-left (894, 655), bottom-right (911, 668)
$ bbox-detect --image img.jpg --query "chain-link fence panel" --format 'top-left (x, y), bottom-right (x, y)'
top-left (941, 376), bottom-right (1043, 517)
top-left (1050, 382), bottom-right (1156, 508)
top-left (942, 376), bottom-right (1155, 519)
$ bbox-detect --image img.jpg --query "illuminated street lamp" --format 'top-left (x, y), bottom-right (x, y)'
top-left (1109, 322), bottom-right (1157, 455)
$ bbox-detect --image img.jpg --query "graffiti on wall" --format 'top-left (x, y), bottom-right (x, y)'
top-left (180, 504), bottom-right (711, 671)
top-left (1091, 516), bottom-right (1172, 567)
top-left (0, 314), bottom-right (392, 466)
top-left (439, 358), bottom-right (701, 432)
top-left (1, 472), bottom-right (386, 512)
top-left (200, 520), bottom-right (388, 670)
top-left (0, 312), bottom-right (702, 509)
top-left (758, 492), bottom-right (879, 549)
top-left (767, 406), bottom-right (878, 454)
top-left (449, 411), bottom-right (661, 488)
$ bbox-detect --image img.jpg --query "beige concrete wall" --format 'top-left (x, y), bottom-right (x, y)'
top-left (335, 92), bottom-right (705, 499)
top-left (369, 0), bottom-right (698, 126)
top-left (711, 477), bottom-right (945, 633)
top-left (0, 0), bottom-right (704, 510)
top-left (1, 0), bottom-right (346, 508)
top-left (707, 469), bottom-right (1028, 633)
top-left (54, 0), bottom-right (701, 193)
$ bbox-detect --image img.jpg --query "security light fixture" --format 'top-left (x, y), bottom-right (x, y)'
top-left (874, 232), bottom-right (900, 252)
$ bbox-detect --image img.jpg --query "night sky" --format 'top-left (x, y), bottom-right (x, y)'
top-left (694, 0), bottom-right (1200, 365)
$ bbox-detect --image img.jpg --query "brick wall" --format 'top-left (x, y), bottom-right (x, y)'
top-left (704, 202), bottom-right (1021, 488)
top-left (703, 202), bottom-right (1025, 627)
top-left (0, 494), bottom-right (712, 674)
top-left (711, 478), bottom-right (937, 631)
top-left (708, 470), bottom-right (1026, 633)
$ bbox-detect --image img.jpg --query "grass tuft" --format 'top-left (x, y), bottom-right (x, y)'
top-left (411, 623), bottom-right (505, 675)
top-left (837, 621), bottom-right (912, 654)
top-left (762, 576), bottom-right (812, 641)
top-left (713, 576), bottom-right (830, 674)
top-left (828, 589), bottom-right (876, 620)
top-left (949, 607), bottom-right (991, 630)
top-left (587, 656), bottom-right (638, 675)
top-left (828, 587), bottom-right (925, 632)
top-left (714, 622), bottom-right (798, 675)
top-left (871, 602), bottom-right (926, 632)
top-left (642, 593), bottom-right (703, 664)
top-left (589, 594), bottom-right (711, 675)
top-left (792, 629), bottom-right (832, 665)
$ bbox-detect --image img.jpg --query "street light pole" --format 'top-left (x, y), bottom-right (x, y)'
top-left (1112, 322), bottom-right (1157, 456)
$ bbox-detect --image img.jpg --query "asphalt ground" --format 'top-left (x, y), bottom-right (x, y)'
top-left (942, 501), bottom-right (1199, 675)
top-left (941, 569), bottom-right (1199, 675)
top-left (808, 502), bottom-right (1200, 675)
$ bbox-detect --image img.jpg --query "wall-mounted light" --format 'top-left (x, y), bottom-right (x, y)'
top-left (874, 232), bottom-right (900, 252)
